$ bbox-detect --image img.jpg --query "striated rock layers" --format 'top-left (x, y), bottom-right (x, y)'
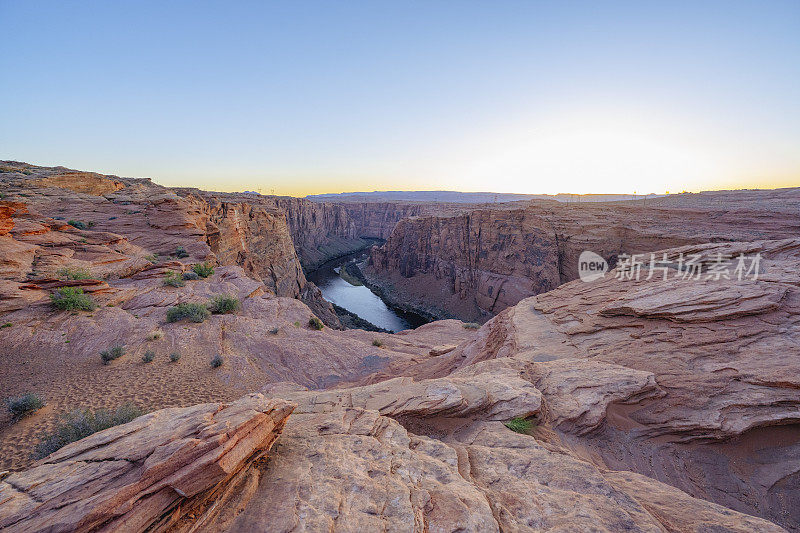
top-left (358, 237), bottom-right (800, 530)
top-left (0, 395), bottom-right (295, 533)
top-left (0, 360), bottom-right (786, 532)
top-left (367, 191), bottom-right (800, 321)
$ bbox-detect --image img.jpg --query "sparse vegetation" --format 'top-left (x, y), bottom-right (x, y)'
top-left (175, 246), bottom-right (189, 258)
top-left (6, 393), bottom-right (46, 421)
top-left (1, 323), bottom-right (11, 329)
top-left (34, 404), bottom-right (144, 459)
top-left (308, 317), bottom-right (324, 330)
top-left (182, 271), bottom-right (200, 281)
top-left (163, 271), bottom-right (185, 287)
top-left (147, 329), bottom-right (163, 341)
top-left (145, 254), bottom-right (159, 264)
top-left (372, 339), bottom-right (383, 347)
top-left (462, 322), bottom-right (480, 330)
top-left (142, 350), bottom-right (155, 363)
top-left (269, 326), bottom-right (279, 334)
top-left (504, 417), bottom-right (533, 434)
top-left (50, 287), bottom-right (97, 311)
top-left (67, 220), bottom-right (87, 230)
top-left (166, 302), bottom-right (210, 323)
top-left (57, 267), bottom-right (93, 280)
top-left (208, 294), bottom-right (240, 314)
top-left (169, 352), bottom-right (181, 362)
top-left (192, 262), bottom-right (214, 278)
top-left (100, 345), bottom-right (125, 365)
top-left (293, 321), bottom-right (300, 328)
top-left (210, 355), bottom-right (224, 368)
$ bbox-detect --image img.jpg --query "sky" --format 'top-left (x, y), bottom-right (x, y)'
top-left (1, 1), bottom-right (799, 196)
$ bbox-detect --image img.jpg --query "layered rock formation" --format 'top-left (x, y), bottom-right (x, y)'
top-left (367, 191), bottom-right (800, 321)
top-left (0, 395), bottom-right (294, 532)
top-left (0, 361), bottom-right (786, 532)
top-left (1, 162), bottom-right (798, 531)
top-left (358, 237), bottom-right (800, 529)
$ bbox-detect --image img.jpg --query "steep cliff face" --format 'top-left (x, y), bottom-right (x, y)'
top-left (331, 201), bottom-right (438, 239)
top-left (258, 196), bottom-right (365, 270)
top-left (369, 210), bottom-right (560, 320)
top-left (180, 193), bottom-right (307, 299)
top-left (366, 193), bottom-right (800, 321)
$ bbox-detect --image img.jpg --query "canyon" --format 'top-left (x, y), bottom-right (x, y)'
top-left (0, 161), bottom-right (798, 532)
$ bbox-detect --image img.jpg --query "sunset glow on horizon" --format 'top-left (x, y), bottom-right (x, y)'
top-left (2, 1), bottom-right (798, 197)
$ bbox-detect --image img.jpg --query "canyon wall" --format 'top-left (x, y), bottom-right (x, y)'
top-left (366, 192), bottom-right (800, 321)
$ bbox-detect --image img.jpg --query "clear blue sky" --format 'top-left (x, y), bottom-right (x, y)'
top-left (2, 1), bottom-right (798, 195)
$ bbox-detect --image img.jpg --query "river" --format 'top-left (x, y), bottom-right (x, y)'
top-left (306, 250), bottom-right (428, 333)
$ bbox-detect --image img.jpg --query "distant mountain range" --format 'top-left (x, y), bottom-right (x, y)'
top-left (306, 190), bottom-right (664, 203)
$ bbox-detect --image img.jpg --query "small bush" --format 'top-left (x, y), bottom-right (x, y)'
top-left (6, 393), bottom-right (45, 421)
top-left (34, 404), bottom-right (144, 459)
top-left (67, 220), bottom-right (87, 230)
top-left (142, 350), bottom-right (155, 363)
top-left (166, 302), bottom-right (210, 323)
top-left (57, 267), bottom-right (93, 280)
top-left (100, 345), bottom-right (125, 365)
top-left (504, 417), bottom-right (533, 434)
top-left (1, 322), bottom-right (11, 329)
top-left (192, 262), bottom-right (214, 278)
top-left (147, 329), bottom-right (163, 341)
top-left (269, 326), bottom-right (279, 335)
top-left (308, 317), bottom-right (324, 330)
top-left (164, 271), bottom-right (185, 287)
top-left (463, 322), bottom-right (480, 330)
top-left (208, 295), bottom-right (240, 314)
top-left (145, 254), bottom-right (159, 264)
top-left (175, 246), bottom-right (189, 258)
top-left (372, 339), bottom-right (383, 347)
top-left (182, 271), bottom-right (200, 281)
top-left (293, 321), bottom-right (300, 328)
top-left (169, 352), bottom-right (181, 363)
top-left (50, 287), bottom-right (97, 311)
top-left (210, 355), bottom-right (224, 368)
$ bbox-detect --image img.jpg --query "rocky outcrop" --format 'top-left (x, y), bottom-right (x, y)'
top-left (368, 237), bottom-right (800, 529)
top-left (366, 192), bottom-right (800, 321)
top-left (0, 395), bottom-right (295, 533)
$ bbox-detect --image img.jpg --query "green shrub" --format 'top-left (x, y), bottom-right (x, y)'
top-left (208, 295), bottom-right (240, 314)
top-left (142, 350), bottom-right (155, 363)
top-left (145, 254), bottom-right (159, 264)
top-left (175, 246), bottom-right (189, 258)
top-left (67, 220), bottom-right (87, 230)
top-left (169, 352), bottom-right (181, 363)
top-left (192, 262), bottom-right (214, 278)
top-left (372, 339), bottom-right (383, 347)
top-left (57, 267), bottom-right (93, 280)
top-left (504, 417), bottom-right (533, 434)
top-left (1, 323), bottom-right (11, 329)
top-left (100, 345), bottom-right (125, 365)
top-left (210, 355), bottom-right (224, 368)
top-left (33, 404), bottom-right (144, 459)
top-left (6, 393), bottom-right (45, 421)
top-left (166, 302), bottom-right (210, 323)
top-left (147, 329), bottom-right (163, 341)
top-left (293, 321), bottom-right (300, 328)
top-left (462, 322), bottom-right (480, 330)
top-left (308, 317), bottom-right (324, 330)
top-left (269, 326), bottom-right (279, 335)
top-left (163, 271), bottom-right (185, 287)
top-left (182, 271), bottom-right (200, 281)
top-left (50, 287), bottom-right (97, 311)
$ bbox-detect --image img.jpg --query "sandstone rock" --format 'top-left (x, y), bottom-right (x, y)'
top-left (0, 395), bottom-right (295, 533)
top-left (269, 366), bottom-right (542, 421)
